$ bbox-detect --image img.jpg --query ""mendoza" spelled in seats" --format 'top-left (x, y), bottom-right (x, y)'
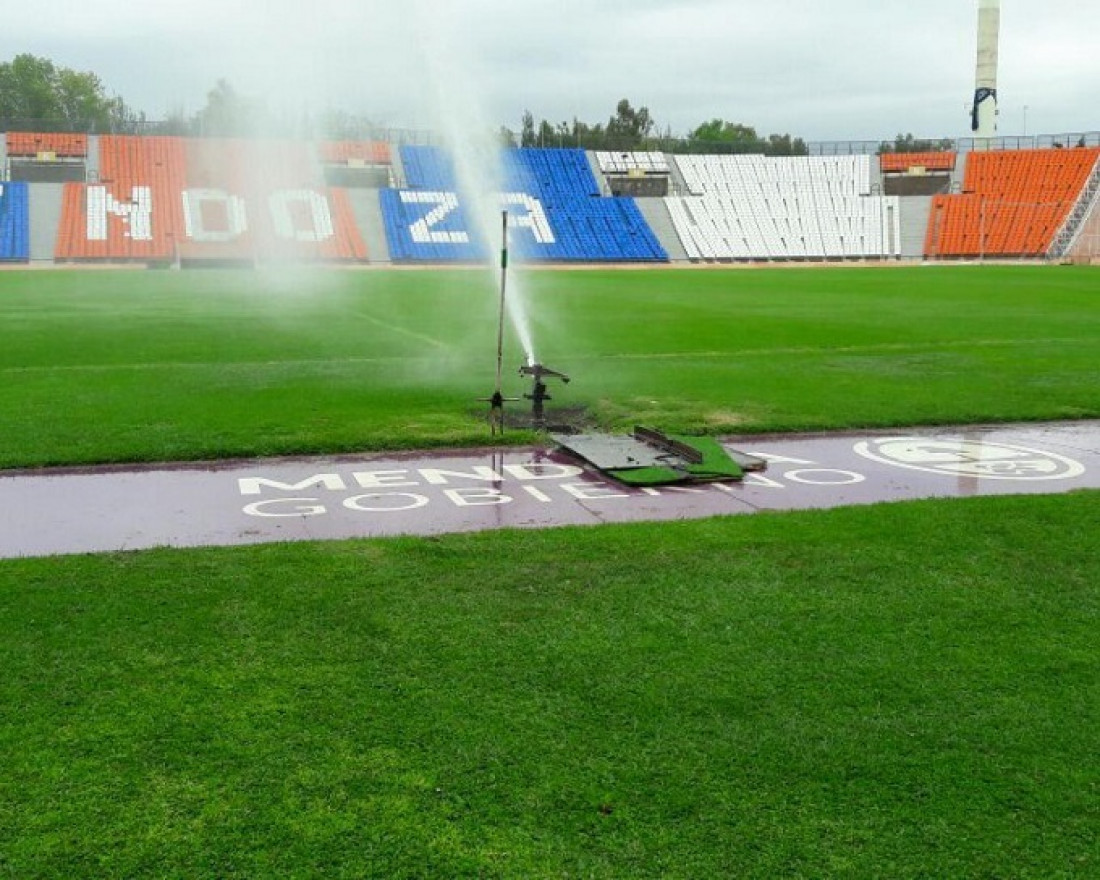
top-left (55, 136), bottom-right (367, 263)
top-left (381, 146), bottom-right (666, 262)
top-left (179, 138), bottom-right (366, 262)
top-left (56, 135), bottom-right (186, 261)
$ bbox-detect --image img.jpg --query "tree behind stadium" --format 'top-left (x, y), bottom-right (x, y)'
top-left (0, 54), bottom-right (139, 132)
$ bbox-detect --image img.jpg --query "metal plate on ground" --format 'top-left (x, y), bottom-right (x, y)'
top-left (552, 433), bottom-right (673, 470)
top-left (728, 450), bottom-right (768, 472)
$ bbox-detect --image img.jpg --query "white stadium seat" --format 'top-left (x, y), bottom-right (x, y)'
top-left (665, 154), bottom-right (900, 260)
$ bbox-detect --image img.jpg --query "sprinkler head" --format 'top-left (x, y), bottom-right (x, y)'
top-left (519, 363), bottom-right (570, 384)
top-left (519, 362), bottom-right (570, 426)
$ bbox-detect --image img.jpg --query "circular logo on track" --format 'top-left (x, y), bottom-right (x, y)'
top-left (853, 437), bottom-right (1085, 481)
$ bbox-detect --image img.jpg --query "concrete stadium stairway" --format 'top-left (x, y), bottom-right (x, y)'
top-left (635, 198), bottom-right (688, 262)
top-left (86, 135), bottom-right (101, 181)
top-left (347, 189), bottom-right (391, 263)
top-left (899, 196), bottom-right (934, 259)
top-left (584, 151), bottom-right (609, 195)
top-left (666, 156), bottom-right (692, 197)
top-left (389, 148), bottom-right (408, 189)
top-left (869, 154), bottom-right (882, 186)
top-left (948, 152), bottom-right (968, 193)
top-left (28, 183), bottom-right (64, 261)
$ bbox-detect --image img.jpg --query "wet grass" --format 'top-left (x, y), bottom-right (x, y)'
top-left (3, 264), bottom-right (1098, 876)
top-left (0, 265), bottom-right (1098, 467)
top-left (1, 492), bottom-right (1097, 877)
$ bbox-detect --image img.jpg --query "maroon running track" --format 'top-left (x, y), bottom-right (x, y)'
top-left (1, 421), bottom-right (1098, 559)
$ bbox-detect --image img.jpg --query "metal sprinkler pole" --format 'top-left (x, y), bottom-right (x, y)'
top-left (479, 210), bottom-right (516, 435)
top-left (479, 211), bottom-right (516, 434)
top-left (496, 209), bottom-right (508, 399)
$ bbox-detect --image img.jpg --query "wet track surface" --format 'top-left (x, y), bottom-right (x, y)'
top-left (1, 421), bottom-right (1098, 559)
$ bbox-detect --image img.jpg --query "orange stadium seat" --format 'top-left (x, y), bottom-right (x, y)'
top-left (56, 136), bottom-right (367, 263)
top-left (6, 131), bottom-right (88, 158)
top-left (318, 140), bottom-right (392, 165)
top-left (925, 147), bottom-right (1100, 258)
top-left (57, 135), bottom-right (188, 261)
top-left (181, 139), bottom-right (367, 262)
top-left (325, 188), bottom-right (368, 261)
top-left (880, 151), bottom-right (956, 173)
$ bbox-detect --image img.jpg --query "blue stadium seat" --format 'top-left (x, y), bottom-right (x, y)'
top-left (382, 146), bottom-right (667, 263)
top-left (0, 182), bottom-right (31, 262)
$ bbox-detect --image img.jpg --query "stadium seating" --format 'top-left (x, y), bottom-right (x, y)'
top-left (666, 155), bottom-right (901, 260)
top-left (318, 140), bottom-right (392, 165)
top-left (31, 132), bottom-right (1099, 266)
top-left (56, 135), bottom-right (187, 260)
top-left (595, 151), bottom-right (670, 174)
top-left (182, 138), bottom-right (365, 261)
top-left (381, 145), bottom-right (667, 262)
top-left (5, 132), bottom-right (88, 158)
top-left (56, 136), bottom-right (366, 262)
top-left (925, 147), bottom-right (1100, 257)
top-left (398, 144), bottom-right (459, 192)
top-left (0, 182), bottom-right (30, 262)
top-left (880, 152), bottom-right (956, 173)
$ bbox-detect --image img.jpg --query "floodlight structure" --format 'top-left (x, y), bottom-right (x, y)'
top-left (970, 0), bottom-right (1001, 139)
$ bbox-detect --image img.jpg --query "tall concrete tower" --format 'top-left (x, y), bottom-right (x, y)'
top-left (970, 0), bottom-right (1001, 137)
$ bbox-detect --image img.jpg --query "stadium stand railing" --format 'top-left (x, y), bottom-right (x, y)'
top-left (381, 145), bottom-right (667, 262)
top-left (0, 181), bottom-right (30, 262)
top-left (924, 147), bottom-right (1100, 258)
top-left (1049, 152), bottom-right (1100, 258)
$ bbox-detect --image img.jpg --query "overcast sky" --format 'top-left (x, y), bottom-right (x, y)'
top-left (3, 0), bottom-right (1097, 141)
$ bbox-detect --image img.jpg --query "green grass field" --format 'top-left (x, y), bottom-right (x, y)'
top-left (1, 265), bottom-right (1098, 877)
top-left (0, 265), bottom-right (1097, 467)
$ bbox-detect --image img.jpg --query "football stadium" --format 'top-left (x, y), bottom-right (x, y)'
top-left (2, 0), bottom-right (1099, 876)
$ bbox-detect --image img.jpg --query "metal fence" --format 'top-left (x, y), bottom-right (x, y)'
top-left (3, 119), bottom-right (1098, 156)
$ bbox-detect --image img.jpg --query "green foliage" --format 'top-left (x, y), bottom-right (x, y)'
top-left (515, 103), bottom-right (808, 155)
top-left (0, 266), bottom-right (1098, 468)
top-left (605, 98), bottom-right (654, 145)
top-left (1, 492), bottom-right (1097, 876)
top-left (687, 119), bottom-right (808, 155)
top-left (520, 98), bottom-right (655, 150)
top-left (879, 132), bottom-right (955, 154)
top-left (0, 53), bottom-right (140, 132)
top-left (690, 118), bottom-right (759, 146)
